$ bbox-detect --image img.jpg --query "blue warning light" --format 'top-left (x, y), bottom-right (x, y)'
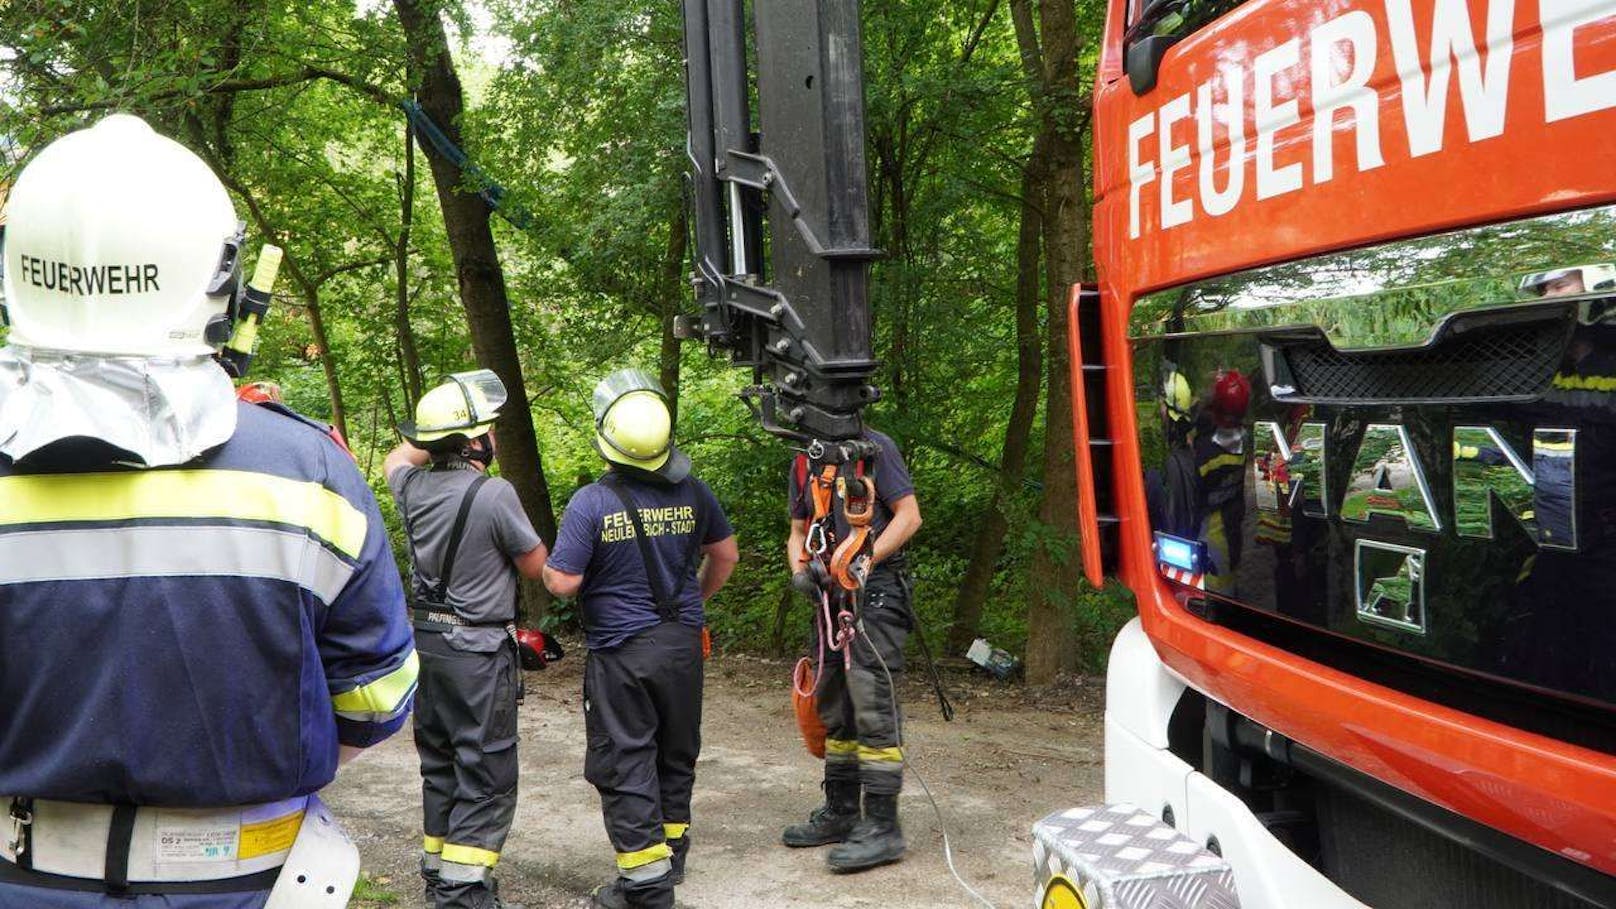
top-left (1155, 532), bottom-right (1203, 573)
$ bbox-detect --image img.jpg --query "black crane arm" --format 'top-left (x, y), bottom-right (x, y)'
top-left (677, 0), bottom-right (881, 447)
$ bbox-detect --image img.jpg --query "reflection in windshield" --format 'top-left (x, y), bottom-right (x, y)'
top-left (1134, 295), bottom-right (1616, 709)
top-left (1131, 203), bottom-right (1616, 350)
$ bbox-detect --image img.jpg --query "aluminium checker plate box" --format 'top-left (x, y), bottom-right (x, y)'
top-left (1032, 804), bottom-right (1240, 909)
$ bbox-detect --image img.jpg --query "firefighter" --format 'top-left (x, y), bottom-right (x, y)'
top-left (1194, 369), bottom-right (1251, 593)
top-left (1151, 366), bottom-right (1201, 539)
top-left (781, 427), bottom-right (923, 873)
top-left (543, 369), bottom-right (738, 909)
top-left (237, 381), bottom-right (354, 455)
top-left (1499, 265), bottom-right (1616, 696)
top-left (385, 372), bottom-right (548, 909)
top-left (0, 114), bottom-right (416, 907)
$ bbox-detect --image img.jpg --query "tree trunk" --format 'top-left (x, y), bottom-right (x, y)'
top-left (770, 587), bottom-right (796, 657)
top-left (947, 151), bottom-right (1046, 653)
top-left (1015, 0), bottom-right (1091, 687)
top-left (873, 134), bottom-right (913, 407)
top-left (659, 207), bottom-right (688, 425)
top-left (395, 121), bottom-right (425, 410)
top-left (181, 107), bottom-right (353, 440)
top-left (304, 300), bottom-right (349, 441)
top-left (394, 0), bottom-right (556, 622)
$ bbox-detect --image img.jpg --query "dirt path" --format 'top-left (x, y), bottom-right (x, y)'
top-left (329, 648), bottom-right (1104, 908)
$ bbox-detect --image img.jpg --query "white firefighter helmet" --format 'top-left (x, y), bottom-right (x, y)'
top-left (1, 114), bottom-right (243, 357)
top-left (400, 370), bottom-right (508, 447)
top-left (592, 368), bottom-right (690, 483)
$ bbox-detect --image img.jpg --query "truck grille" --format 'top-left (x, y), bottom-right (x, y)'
top-left (1274, 313), bottom-right (1573, 404)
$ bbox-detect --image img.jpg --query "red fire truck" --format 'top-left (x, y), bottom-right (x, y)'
top-left (1050, 0), bottom-right (1616, 905)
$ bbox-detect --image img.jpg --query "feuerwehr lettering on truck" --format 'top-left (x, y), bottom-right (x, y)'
top-left (1127, 0), bottom-right (1616, 238)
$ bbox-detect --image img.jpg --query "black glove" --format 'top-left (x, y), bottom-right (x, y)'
top-left (792, 562), bottom-right (830, 600)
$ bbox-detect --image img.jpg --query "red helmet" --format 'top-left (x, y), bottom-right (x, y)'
top-left (236, 381), bottom-right (284, 405)
top-left (1209, 369), bottom-right (1251, 426)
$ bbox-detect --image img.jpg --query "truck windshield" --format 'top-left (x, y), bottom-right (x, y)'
top-left (1129, 0), bottom-right (1246, 42)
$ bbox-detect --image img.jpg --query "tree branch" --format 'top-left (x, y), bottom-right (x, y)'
top-left (38, 65), bottom-right (395, 116)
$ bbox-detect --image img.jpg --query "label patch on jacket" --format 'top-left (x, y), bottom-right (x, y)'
top-left (239, 809), bottom-right (303, 859)
top-left (154, 815), bottom-right (239, 863)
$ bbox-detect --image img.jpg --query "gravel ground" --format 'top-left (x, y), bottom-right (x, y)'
top-left (329, 647), bottom-right (1105, 908)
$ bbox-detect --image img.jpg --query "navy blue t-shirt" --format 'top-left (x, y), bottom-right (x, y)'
top-left (549, 470), bottom-right (734, 650)
top-left (789, 428), bottom-right (916, 548)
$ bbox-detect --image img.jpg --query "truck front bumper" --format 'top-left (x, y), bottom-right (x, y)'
top-left (1032, 619), bottom-right (1367, 909)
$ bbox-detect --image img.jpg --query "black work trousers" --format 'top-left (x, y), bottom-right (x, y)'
top-left (415, 631), bottom-right (520, 909)
top-left (583, 622), bottom-right (703, 908)
top-left (815, 567), bottom-right (911, 796)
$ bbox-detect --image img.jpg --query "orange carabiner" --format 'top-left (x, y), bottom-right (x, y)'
top-left (830, 526), bottom-right (871, 591)
top-left (837, 475), bottom-right (877, 529)
top-left (829, 475), bottom-right (877, 590)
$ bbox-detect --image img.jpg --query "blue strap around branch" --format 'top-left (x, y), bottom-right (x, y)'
top-left (400, 100), bottom-right (533, 231)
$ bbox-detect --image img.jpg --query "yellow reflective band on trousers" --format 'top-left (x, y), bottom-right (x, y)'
top-left (331, 650), bottom-right (420, 722)
top-left (663, 822), bottom-right (689, 841)
top-left (441, 843), bottom-right (500, 867)
top-left (616, 842), bottom-right (673, 870)
top-left (0, 470), bottom-right (368, 559)
top-left (423, 835), bottom-right (445, 855)
top-left (857, 745), bottom-right (904, 763)
top-left (825, 738), bottom-right (859, 759)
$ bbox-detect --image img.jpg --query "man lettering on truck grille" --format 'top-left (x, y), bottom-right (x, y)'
top-left (782, 428), bottom-right (924, 873)
top-left (386, 371), bottom-right (548, 909)
top-left (0, 115), bottom-right (417, 908)
top-left (543, 369), bottom-right (738, 909)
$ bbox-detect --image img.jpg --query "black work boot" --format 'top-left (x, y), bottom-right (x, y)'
top-left (422, 864), bottom-right (441, 907)
top-left (781, 779), bottom-right (861, 847)
top-left (591, 873), bottom-right (675, 909)
top-left (827, 793), bottom-right (906, 873)
top-left (668, 835), bottom-right (690, 884)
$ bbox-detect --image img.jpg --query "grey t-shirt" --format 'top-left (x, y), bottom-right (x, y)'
top-left (388, 463), bottom-right (542, 652)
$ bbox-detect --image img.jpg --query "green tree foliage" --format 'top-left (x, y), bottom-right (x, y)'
top-left (0, 0), bottom-right (1125, 677)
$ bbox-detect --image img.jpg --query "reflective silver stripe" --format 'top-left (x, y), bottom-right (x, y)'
top-left (620, 858), bottom-right (673, 883)
top-left (0, 525), bottom-right (355, 603)
top-left (439, 860), bottom-right (492, 885)
top-left (422, 853), bottom-right (443, 872)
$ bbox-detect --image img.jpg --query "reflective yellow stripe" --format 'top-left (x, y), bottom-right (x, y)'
top-left (663, 822), bottom-right (689, 841)
top-left (423, 835), bottom-right (445, 855)
top-left (857, 745), bottom-right (904, 763)
top-left (1553, 373), bottom-right (1616, 392)
top-left (825, 738), bottom-right (859, 756)
top-left (616, 842), bottom-right (673, 870)
top-left (441, 844), bottom-right (500, 867)
top-left (1199, 453), bottom-right (1244, 477)
top-left (0, 470), bottom-right (368, 559)
top-left (331, 650), bottom-right (420, 720)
